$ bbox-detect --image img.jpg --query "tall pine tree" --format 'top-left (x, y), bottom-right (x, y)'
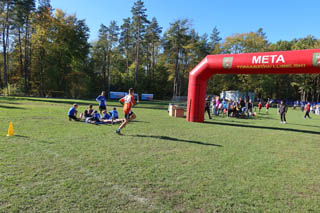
top-left (131, 0), bottom-right (149, 86)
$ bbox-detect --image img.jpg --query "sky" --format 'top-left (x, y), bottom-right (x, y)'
top-left (50, 0), bottom-right (320, 43)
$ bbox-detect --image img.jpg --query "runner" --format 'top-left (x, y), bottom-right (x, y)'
top-left (116, 88), bottom-right (139, 134)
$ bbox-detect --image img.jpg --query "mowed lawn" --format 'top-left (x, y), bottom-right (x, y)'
top-left (1, 97), bottom-right (320, 212)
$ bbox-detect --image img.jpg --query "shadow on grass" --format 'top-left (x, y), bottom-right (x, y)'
top-left (129, 134), bottom-right (222, 147)
top-left (135, 106), bottom-right (168, 111)
top-left (0, 100), bottom-right (21, 105)
top-left (203, 121), bottom-right (320, 135)
top-left (14, 135), bottom-right (29, 138)
top-left (129, 120), bottom-right (150, 123)
top-left (0, 104), bottom-right (25, 110)
top-left (289, 123), bottom-right (320, 129)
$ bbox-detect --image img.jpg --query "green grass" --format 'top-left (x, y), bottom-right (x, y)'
top-left (1, 96), bottom-right (320, 212)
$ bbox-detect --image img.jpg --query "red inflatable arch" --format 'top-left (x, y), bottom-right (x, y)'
top-left (187, 49), bottom-right (320, 122)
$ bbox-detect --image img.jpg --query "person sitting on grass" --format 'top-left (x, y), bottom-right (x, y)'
top-left (100, 109), bottom-right (124, 124)
top-left (93, 110), bottom-right (102, 123)
top-left (68, 104), bottom-right (80, 121)
top-left (88, 104), bottom-right (94, 116)
top-left (80, 105), bottom-right (94, 120)
top-left (109, 107), bottom-right (119, 120)
top-left (102, 110), bottom-right (112, 120)
top-left (80, 110), bottom-right (90, 120)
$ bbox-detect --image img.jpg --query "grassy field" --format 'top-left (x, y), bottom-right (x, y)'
top-left (1, 96), bottom-right (320, 212)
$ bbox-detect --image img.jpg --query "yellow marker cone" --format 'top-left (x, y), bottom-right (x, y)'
top-left (7, 122), bottom-right (14, 137)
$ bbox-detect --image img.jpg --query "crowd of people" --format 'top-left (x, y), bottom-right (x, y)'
top-left (205, 96), bottom-right (256, 119)
top-left (205, 95), bottom-right (319, 124)
top-left (67, 88), bottom-right (138, 134)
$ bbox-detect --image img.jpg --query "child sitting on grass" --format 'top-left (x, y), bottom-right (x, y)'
top-left (80, 105), bottom-right (94, 120)
top-left (102, 110), bottom-right (124, 124)
top-left (109, 107), bottom-right (119, 120)
top-left (87, 104), bottom-right (94, 116)
top-left (93, 110), bottom-right (102, 122)
top-left (68, 104), bottom-right (80, 121)
top-left (102, 110), bottom-right (112, 120)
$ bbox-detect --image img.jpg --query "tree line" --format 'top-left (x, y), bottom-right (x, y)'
top-left (1, 0), bottom-right (320, 101)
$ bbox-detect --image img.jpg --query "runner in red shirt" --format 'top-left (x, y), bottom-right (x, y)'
top-left (258, 101), bottom-right (262, 113)
top-left (265, 102), bottom-right (270, 113)
top-left (304, 103), bottom-right (311, 119)
top-left (116, 88), bottom-right (139, 134)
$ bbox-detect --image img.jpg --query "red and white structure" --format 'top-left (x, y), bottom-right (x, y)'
top-left (187, 49), bottom-right (320, 122)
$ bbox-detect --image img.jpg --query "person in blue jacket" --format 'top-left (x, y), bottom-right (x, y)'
top-left (93, 110), bottom-right (102, 122)
top-left (109, 107), bottom-right (119, 120)
top-left (96, 91), bottom-right (107, 114)
top-left (102, 110), bottom-right (112, 120)
top-left (68, 104), bottom-right (80, 121)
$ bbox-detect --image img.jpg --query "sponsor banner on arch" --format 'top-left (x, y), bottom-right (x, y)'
top-left (313, 53), bottom-right (320, 67)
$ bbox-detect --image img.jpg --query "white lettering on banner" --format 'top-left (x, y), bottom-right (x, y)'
top-left (252, 56), bottom-right (261, 64)
top-left (262, 56), bottom-right (268, 64)
top-left (252, 55), bottom-right (285, 64)
top-left (276, 55), bottom-right (285, 63)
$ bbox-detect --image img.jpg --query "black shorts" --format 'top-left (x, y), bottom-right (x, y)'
top-left (69, 115), bottom-right (78, 121)
top-left (99, 105), bottom-right (106, 111)
top-left (124, 111), bottom-right (134, 120)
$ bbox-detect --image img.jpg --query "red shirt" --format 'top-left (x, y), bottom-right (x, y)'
top-left (306, 104), bottom-right (310, 111)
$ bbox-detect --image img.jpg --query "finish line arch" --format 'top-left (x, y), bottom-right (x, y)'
top-left (187, 49), bottom-right (320, 122)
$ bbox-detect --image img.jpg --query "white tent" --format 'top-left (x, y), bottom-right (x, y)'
top-left (220, 91), bottom-right (255, 102)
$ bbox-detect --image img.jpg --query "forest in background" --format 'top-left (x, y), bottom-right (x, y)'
top-left (1, 0), bottom-right (320, 101)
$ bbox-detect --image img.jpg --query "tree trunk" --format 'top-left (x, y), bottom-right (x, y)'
top-left (173, 49), bottom-right (180, 97)
top-left (18, 28), bottom-right (24, 76)
top-left (125, 37), bottom-right (129, 73)
top-left (152, 40), bottom-right (155, 81)
top-left (2, 26), bottom-right (8, 89)
top-left (135, 24), bottom-right (140, 87)
top-left (102, 49), bottom-right (107, 90)
top-left (5, 6), bottom-right (10, 92)
top-left (24, 15), bottom-right (30, 95)
top-left (39, 47), bottom-right (45, 96)
top-left (2, 1), bottom-right (9, 89)
top-left (107, 49), bottom-right (111, 99)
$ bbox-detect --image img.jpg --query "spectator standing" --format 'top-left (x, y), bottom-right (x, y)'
top-left (279, 100), bottom-right (288, 124)
top-left (205, 96), bottom-right (212, 119)
top-left (96, 91), bottom-right (107, 114)
top-left (258, 101), bottom-right (262, 113)
top-left (304, 102), bottom-right (311, 119)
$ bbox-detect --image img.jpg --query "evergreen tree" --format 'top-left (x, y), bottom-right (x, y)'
top-left (106, 20), bottom-right (119, 96)
top-left (131, 0), bottom-right (149, 86)
top-left (209, 26), bottom-right (221, 54)
top-left (119, 17), bottom-right (132, 74)
top-left (146, 17), bottom-right (162, 82)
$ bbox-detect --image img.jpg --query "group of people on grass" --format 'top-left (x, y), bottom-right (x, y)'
top-left (205, 95), bottom-right (316, 124)
top-left (205, 96), bottom-right (255, 119)
top-left (68, 88), bottom-right (138, 134)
